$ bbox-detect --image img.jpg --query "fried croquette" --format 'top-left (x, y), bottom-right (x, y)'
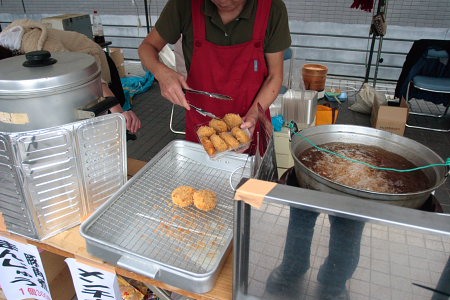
top-left (171, 186), bottom-right (197, 207)
top-left (193, 190), bottom-right (217, 211)
top-left (219, 132), bottom-right (240, 149)
top-left (200, 136), bottom-right (216, 156)
top-left (223, 113), bottom-right (243, 129)
top-left (210, 134), bottom-right (229, 152)
top-left (231, 127), bottom-right (251, 144)
top-left (197, 126), bottom-right (216, 138)
top-left (209, 118), bottom-right (228, 133)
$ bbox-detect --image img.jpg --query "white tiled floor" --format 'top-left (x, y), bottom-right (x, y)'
top-left (245, 201), bottom-right (450, 300)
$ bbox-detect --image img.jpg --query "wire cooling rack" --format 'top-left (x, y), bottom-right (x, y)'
top-left (83, 142), bottom-right (250, 275)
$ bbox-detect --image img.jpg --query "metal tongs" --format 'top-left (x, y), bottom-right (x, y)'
top-left (189, 103), bottom-right (219, 119)
top-left (182, 88), bottom-right (233, 101)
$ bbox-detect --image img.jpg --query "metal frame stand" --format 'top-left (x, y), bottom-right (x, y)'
top-left (169, 104), bottom-right (186, 134)
top-left (405, 81), bottom-right (450, 132)
top-left (364, 0), bottom-right (387, 88)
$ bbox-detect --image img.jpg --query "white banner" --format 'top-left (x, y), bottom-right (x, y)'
top-left (0, 236), bottom-right (52, 300)
top-left (65, 257), bottom-right (121, 300)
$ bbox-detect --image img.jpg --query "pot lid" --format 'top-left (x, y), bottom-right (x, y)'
top-left (0, 51), bottom-right (100, 97)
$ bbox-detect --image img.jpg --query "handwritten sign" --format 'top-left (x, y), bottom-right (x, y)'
top-left (0, 236), bottom-right (52, 300)
top-left (65, 258), bottom-right (121, 300)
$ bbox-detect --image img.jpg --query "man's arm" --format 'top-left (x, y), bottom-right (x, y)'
top-left (138, 29), bottom-right (190, 110)
top-left (241, 51), bottom-right (284, 133)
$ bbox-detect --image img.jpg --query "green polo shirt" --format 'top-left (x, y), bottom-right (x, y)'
top-left (155, 0), bottom-right (291, 73)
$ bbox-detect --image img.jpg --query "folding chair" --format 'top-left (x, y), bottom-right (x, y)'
top-left (405, 48), bottom-right (450, 132)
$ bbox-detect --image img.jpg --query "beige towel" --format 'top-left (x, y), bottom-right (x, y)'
top-left (5, 19), bottom-right (111, 83)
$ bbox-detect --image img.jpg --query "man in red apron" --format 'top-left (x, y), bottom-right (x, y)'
top-left (139, 0), bottom-right (291, 143)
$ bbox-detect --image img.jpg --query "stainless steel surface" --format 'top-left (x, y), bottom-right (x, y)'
top-left (0, 114), bottom-right (127, 240)
top-left (183, 88), bottom-right (233, 100)
top-left (189, 103), bottom-right (219, 119)
top-left (233, 179), bottom-right (450, 300)
top-left (0, 52), bottom-right (102, 132)
top-left (282, 90), bottom-right (318, 129)
top-left (0, 133), bottom-right (37, 237)
top-left (76, 114), bottom-right (128, 213)
top-left (290, 124), bottom-right (448, 208)
top-left (81, 140), bottom-right (251, 293)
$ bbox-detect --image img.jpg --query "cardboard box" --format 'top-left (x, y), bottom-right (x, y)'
top-left (40, 251), bottom-right (76, 300)
top-left (109, 47), bottom-right (126, 77)
top-left (371, 96), bottom-right (409, 136)
top-left (274, 127), bottom-right (295, 179)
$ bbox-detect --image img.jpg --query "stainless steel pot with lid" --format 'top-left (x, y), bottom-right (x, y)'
top-left (0, 50), bottom-right (117, 132)
top-left (289, 124), bottom-right (449, 208)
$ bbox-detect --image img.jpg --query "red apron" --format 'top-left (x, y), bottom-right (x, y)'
top-left (185, 0), bottom-right (272, 143)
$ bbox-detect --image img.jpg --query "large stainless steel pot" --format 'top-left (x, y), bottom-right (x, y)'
top-left (290, 124), bottom-right (449, 208)
top-left (0, 50), bottom-right (115, 132)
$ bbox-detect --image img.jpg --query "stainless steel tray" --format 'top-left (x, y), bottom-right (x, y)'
top-left (81, 140), bottom-right (251, 293)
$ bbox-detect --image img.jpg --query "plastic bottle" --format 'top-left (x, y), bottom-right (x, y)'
top-left (92, 10), bottom-right (105, 44)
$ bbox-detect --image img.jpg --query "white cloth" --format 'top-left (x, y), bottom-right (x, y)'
top-left (0, 25), bottom-right (24, 50)
top-left (159, 44), bottom-right (176, 71)
top-left (174, 36), bottom-right (187, 77)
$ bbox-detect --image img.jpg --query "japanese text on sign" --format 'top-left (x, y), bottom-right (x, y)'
top-left (0, 236), bottom-right (51, 300)
top-left (65, 258), bottom-right (121, 300)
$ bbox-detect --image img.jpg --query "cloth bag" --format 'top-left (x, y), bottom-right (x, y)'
top-left (120, 71), bottom-right (155, 110)
top-left (349, 83), bottom-right (385, 114)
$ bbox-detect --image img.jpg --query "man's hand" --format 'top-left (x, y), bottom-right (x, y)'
top-left (122, 110), bottom-right (142, 133)
top-left (109, 104), bottom-right (142, 133)
top-left (241, 110), bottom-right (258, 137)
top-left (157, 68), bottom-right (191, 110)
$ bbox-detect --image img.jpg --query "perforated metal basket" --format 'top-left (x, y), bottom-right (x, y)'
top-left (81, 140), bottom-right (252, 293)
top-left (0, 114), bottom-right (127, 240)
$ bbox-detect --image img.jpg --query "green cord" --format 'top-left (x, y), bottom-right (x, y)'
top-left (288, 123), bottom-right (450, 173)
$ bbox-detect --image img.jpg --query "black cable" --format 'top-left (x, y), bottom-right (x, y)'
top-left (144, 0), bottom-right (150, 34)
top-left (413, 283), bottom-right (450, 297)
top-left (21, 0), bottom-right (26, 13)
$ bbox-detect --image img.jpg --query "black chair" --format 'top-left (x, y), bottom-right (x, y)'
top-left (395, 40), bottom-right (450, 132)
top-left (405, 49), bottom-right (450, 132)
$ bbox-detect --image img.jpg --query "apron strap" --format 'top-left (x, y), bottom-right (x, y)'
top-left (252, 0), bottom-right (272, 42)
top-left (192, 0), bottom-right (206, 41)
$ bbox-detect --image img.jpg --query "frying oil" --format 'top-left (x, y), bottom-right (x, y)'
top-left (299, 143), bottom-right (430, 193)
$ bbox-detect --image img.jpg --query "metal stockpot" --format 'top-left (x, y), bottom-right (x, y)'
top-left (0, 51), bottom-right (116, 132)
top-left (290, 124), bottom-right (449, 208)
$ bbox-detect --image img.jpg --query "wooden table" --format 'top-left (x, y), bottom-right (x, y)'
top-left (0, 158), bottom-right (233, 300)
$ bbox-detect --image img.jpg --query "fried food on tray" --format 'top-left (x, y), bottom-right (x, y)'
top-left (117, 275), bottom-right (145, 300)
top-left (210, 134), bottom-right (229, 152)
top-left (193, 190), bottom-right (217, 211)
top-left (200, 136), bottom-right (216, 156)
top-left (231, 127), bottom-right (251, 144)
top-left (219, 132), bottom-right (240, 149)
top-left (197, 125), bottom-right (216, 138)
top-left (223, 113), bottom-right (243, 129)
top-left (171, 186), bottom-right (197, 207)
top-left (209, 118), bottom-right (228, 133)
